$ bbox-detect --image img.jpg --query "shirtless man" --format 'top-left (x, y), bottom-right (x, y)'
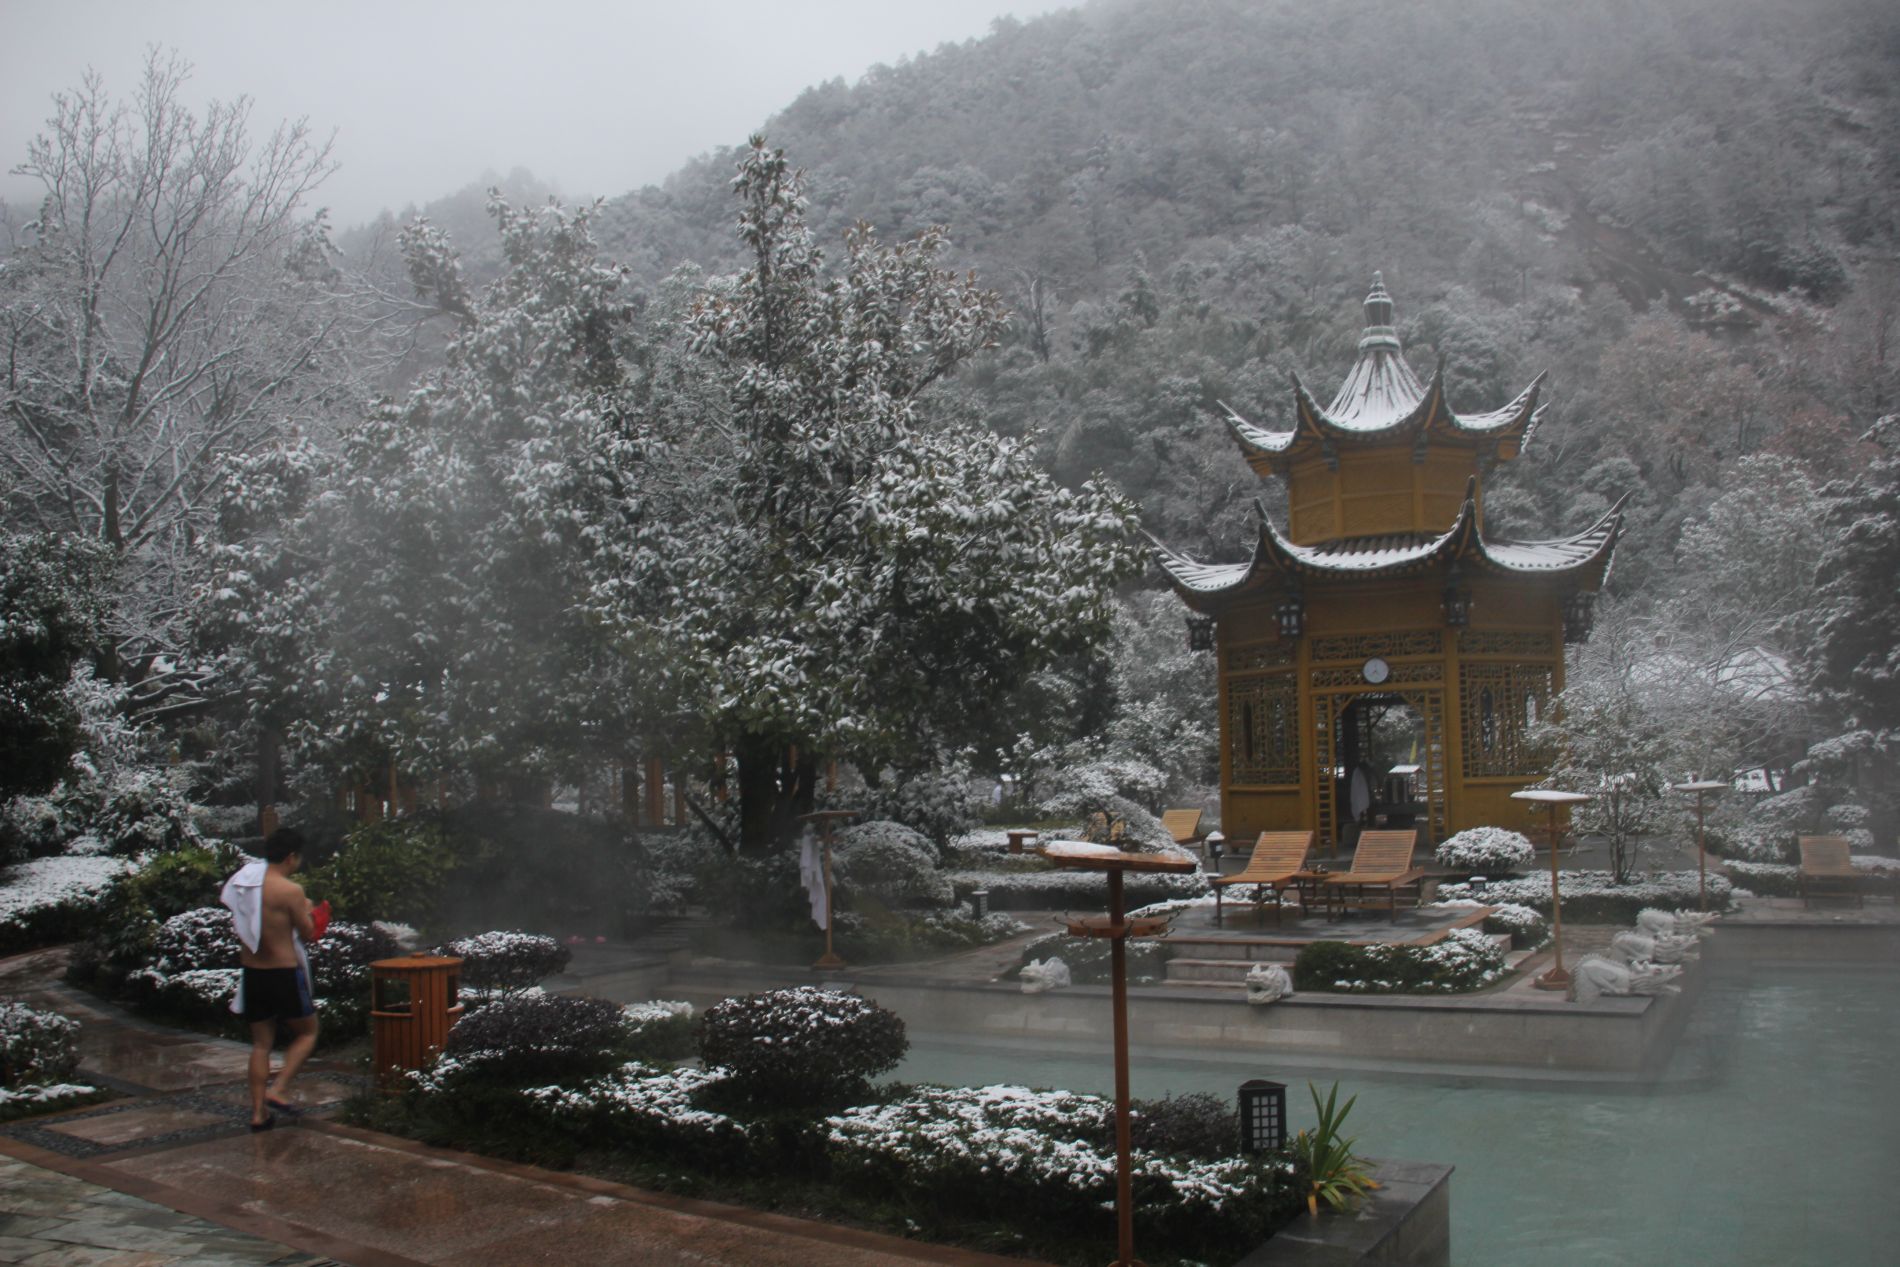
top-left (240, 828), bottom-right (320, 1130)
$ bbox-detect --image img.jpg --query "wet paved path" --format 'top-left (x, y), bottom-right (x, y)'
top-left (0, 950), bottom-right (1040, 1267)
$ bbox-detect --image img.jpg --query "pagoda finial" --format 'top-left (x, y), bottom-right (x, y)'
top-left (1360, 272), bottom-right (1398, 350)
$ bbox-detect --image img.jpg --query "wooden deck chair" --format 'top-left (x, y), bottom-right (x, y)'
top-left (1161, 808), bottom-right (1205, 850)
top-left (1320, 829), bottom-right (1425, 922)
top-left (1798, 835), bottom-right (1861, 908)
top-left (1210, 831), bottom-right (1313, 925)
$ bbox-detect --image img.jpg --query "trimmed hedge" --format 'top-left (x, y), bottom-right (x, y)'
top-left (1293, 930), bottom-right (1505, 993)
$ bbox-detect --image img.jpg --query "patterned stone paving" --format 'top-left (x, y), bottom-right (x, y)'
top-left (0, 1157), bottom-right (340, 1266)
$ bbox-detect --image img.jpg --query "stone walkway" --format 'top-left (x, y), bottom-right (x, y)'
top-left (0, 950), bottom-right (1040, 1267)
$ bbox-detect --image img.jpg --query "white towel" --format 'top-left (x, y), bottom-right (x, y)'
top-left (220, 860), bottom-right (311, 1016)
top-left (798, 832), bottom-right (828, 929)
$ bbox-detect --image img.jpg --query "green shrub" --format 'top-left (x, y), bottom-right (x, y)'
top-left (303, 818), bottom-right (458, 925)
top-left (440, 993), bottom-right (636, 1085)
top-left (435, 931), bottom-right (571, 994)
top-left (114, 842), bottom-right (248, 922)
top-left (95, 770), bottom-right (201, 857)
top-left (1015, 931), bottom-right (1169, 984)
top-left (1130, 1091), bottom-right (1236, 1160)
top-left (834, 821), bottom-right (954, 909)
top-left (1294, 930), bottom-right (1505, 993)
top-left (619, 1001), bottom-right (697, 1062)
top-left (0, 1001), bottom-right (80, 1088)
top-left (697, 987), bottom-right (907, 1108)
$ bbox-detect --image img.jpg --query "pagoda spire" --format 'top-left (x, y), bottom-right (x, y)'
top-left (1359, 271), bottom-right (1399, 351)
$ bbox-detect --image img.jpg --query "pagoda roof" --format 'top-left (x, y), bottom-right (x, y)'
top-left (1151, 480), bottom-right (1627, 610)
top-left (1223, 274), bottom-right (1546, 464)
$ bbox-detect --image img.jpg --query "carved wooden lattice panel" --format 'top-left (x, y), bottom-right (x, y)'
top-left (1226, 641), bottom-right (1296, 673)
top-left (1311, 661), bottom-right (1441, 690)
top-left (1313, 694), bottom-right (1340, 846)
top-left (1396, 689), bottom-right (1449, 843)
top-left (1309, 630), bottom-right (1444, 664)
top-left (1458, 662), bottom-right (1555, 778)
top-left (1458, 630), bottom-right (1556, 658)
top-left (1227, 671), bottom-right (1300, 786)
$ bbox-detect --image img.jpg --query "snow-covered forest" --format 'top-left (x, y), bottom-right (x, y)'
top-left (4, 0), bottom-right (1896, 869)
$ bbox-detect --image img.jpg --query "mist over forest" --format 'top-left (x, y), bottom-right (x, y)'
top-left (4, 0), bottom-right (1897, 857)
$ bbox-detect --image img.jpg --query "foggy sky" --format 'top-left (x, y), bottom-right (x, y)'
top-left (1, 0), bottom-right (1075, 228)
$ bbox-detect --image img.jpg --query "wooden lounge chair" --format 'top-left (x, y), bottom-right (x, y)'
top-left (1798, 835), bottom-right (1861, 908)
top-left (1210, 831), bottom-right (1313, 925)
top-left (1161, 808), bottom-right (1205, 850)
top-left (1320, 830), bottom-right (1425, 922)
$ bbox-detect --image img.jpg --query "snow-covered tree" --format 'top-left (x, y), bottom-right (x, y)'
top-left (590, 139), bottom-right (1142, 852)
top-left (1802, 415), bottom-right (1900, 841)
top-left (0, 533), bottom-right (114, 797)
top-left (0, 53), bottom-right (390, 714)
top-left (208, 195), bottom-right (635, 792)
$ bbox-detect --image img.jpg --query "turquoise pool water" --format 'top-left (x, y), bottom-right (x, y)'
top-left (895, 968), bottom-right (1900, 1265)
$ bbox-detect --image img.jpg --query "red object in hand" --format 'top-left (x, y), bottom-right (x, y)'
top-left (310, 900), bottom-right (332, 940)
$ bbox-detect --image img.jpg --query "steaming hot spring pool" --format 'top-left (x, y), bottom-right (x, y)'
top-left (893, 966), bottom-right (1899, 1265)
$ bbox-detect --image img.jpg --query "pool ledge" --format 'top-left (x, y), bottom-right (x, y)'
top-left (1240, 1159), bottom-right (1453, 1266)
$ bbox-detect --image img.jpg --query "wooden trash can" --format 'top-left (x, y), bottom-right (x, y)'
top-left (370, 955), bottom-right (464, 1089)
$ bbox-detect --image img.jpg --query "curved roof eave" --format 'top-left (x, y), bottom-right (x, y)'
top-left (1439, 370), bottom-right (1547, 440)
top-left (1149, 490), bottom-right (1629, 602)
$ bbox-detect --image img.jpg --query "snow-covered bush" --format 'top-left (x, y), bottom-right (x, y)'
top-left (620, 1000), bottom-right (696, 1061)
top-left (1823, 801), bottom-right (1877, 853)
top-left (1016, 931), bottom-right (1168, 984)
top-left (94, 769), bottom-right (201, 857)
top-left (524, 1062), bottom-right (751, 1164)
top-left (1293, 929), bottom-right (1506, 993)
top-left (146, 906), bottom-right (241, 974)
top-left (436, 931), bottom-right (571, 995)
top-left (438, 992), bottom-right (637, 1085)
top-left (0, 1001), bottom-right (80, 1087)
top-left (825, 1084), bottom-right (1300, 1254)
top-left (641, 829), bottom-right (724, 914)
top-left (307, 920), bottom-right (399, 996)
top-left (697, 987), bottom-right (907, 1106)
top-left (833, 821), bottom-right (954, 909)
top-left (0, 796), bottom-right (69, 863)
top-left (1436, 870), bottom-right (1734, 920)
top-left (1725, 786), bottom-right (1817, 862)
top-left (948, 863), bottom-right (1208, 911)
top-left (0, 854), bottom-right (128, 953)
top-left (1481, 902), bottom-right (1549, 948)
top-left (1035, 756), bottom-right (1168, 822)
top-left (852, 754), bottom-right (989, 850)
top-left (1433, 826), bottom-right (1534, 875)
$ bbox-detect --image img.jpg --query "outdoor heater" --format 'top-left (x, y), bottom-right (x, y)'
top-left (1041, 839), bottom-right (1198, 1267)
top-left (1238, 1079), bottom-right (1288, 1154)
top-left (1511, 788), bottom-right (1593, 991)
top-left (1672, 780), bottom-right (1728, 913)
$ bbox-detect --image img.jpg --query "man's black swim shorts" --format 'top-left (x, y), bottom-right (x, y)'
top-left (240, 965), bottom-right (315, 1023)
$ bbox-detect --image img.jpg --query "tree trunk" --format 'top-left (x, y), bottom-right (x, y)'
top-left (736, 734), bottom-right (818, 855)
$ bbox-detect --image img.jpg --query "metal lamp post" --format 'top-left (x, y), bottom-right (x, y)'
top-left (1041, 840), bottom-right (1198, 1267)
top-left (798, 809), bottom-right (857, 970)
top-left (1510, 789), bottom-right (1592, 991)
top-left (1672, 780), bottom-right (1728, 913)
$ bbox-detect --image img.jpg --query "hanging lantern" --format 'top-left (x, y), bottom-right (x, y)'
top-left (1186, 614), bottom-right (1216, 652)
top-left (1564, 592), bottom-right (1596, 644)
top-left (1238, 1079), bottom-right (1288, 1153)
top-left (1275, 594), bottom-right (1306, 640)
top-left (1441, 568), bottom-right (1473, 628)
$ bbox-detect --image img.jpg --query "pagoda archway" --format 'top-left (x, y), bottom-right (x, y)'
top-left (1156, 276), bottom-right (1623, 848)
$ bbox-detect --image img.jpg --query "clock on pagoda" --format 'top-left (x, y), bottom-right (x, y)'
top-left (1152, 275), bottom-right (1626, 847)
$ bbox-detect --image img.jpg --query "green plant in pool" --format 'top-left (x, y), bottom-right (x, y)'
top-left (1291, 1081), bottom-right (1378, 1215)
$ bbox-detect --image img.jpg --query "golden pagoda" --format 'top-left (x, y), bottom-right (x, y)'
top-left (1153, 275), bottom-right (1625, 847)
